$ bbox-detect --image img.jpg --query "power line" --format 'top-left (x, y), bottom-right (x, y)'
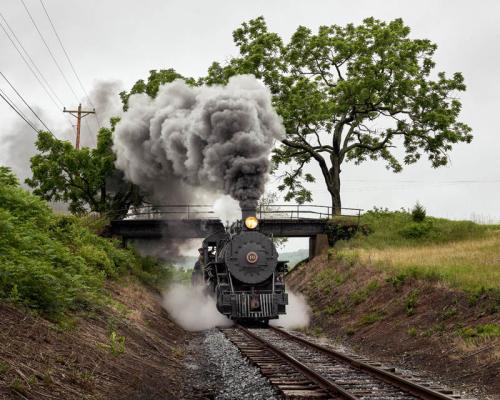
top-left (19, 0), bottom-right (80, 103)
top-left (0, 11), bottom-right (75, 135)
top-left (0, 71), bottom-right (53, 133)
top-left (37, 0), bottom-right (102, 134)
top-left (0, 13), bottom-right (62, 109)
top-left (0, 86), bottom-right (39, 133)
top-left (344, 179), bottom-right (500, 183)
top-left (38, 1), bottom-right (96, 106)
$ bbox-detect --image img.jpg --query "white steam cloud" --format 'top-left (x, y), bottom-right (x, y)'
top-left (213, 195), bottom-right (241, 224)
top-left (270, 291), bottom-right (311, 329)
top-left (113, 75), bottom-right (285, 208)
top-left (162, 284), bottom-right (233, 331)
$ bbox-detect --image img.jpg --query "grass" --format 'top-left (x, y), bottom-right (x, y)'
top-left (407, 327), bottom-right (418, 337)
top-left (405, 289), bottom-right (419, 316)
top-left (348, 280), bottom-right (380, 305)
top-left (0, 361), bottom-right (9, 375)
top-left (349, 234), bottom-right (500, 291)
top-left (108, 331), bottom-right (126, 355)
top-left (459, 323), bottom-right (500, 340)
top-left (339, 209), bottom-right (497, 249)
top-left (311, 266), bottom-right (348, 295)
top-left (358, 310), bottom-right (385, 326)
top-left (334, 209), bottom-right (500, 292)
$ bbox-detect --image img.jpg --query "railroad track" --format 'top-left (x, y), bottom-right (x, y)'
top-left (221, 325), bottom-right (465, 400)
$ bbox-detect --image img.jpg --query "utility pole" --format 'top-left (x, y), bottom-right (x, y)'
top-left (63, 104), bottom-right (95, 149)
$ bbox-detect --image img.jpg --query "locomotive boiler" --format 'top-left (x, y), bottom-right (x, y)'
top-left (192, 208), bottom-right (288, 323)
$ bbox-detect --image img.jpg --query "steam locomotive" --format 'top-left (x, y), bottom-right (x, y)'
top-left (192, 208), bottom-right (288, 323)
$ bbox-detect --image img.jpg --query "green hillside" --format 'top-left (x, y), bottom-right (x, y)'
top-left (0, 166), bottom-right (169, 321)
top-left (334, 208), bottom-right (500, 292)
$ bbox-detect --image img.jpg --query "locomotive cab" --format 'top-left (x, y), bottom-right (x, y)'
top-left (196, 208), bottom-right (288, 323)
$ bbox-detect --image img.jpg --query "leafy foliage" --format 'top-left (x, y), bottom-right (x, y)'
top-left (26, 124), bottom-right (142, 219)
top-left (206, 17), bottom-right (472, 210)
top-left (0, 167), bottom-right (170, 319)
top-left (119, 68), bottom-right (197, 110)
top-left (411, 202), bottom-right (427, 222)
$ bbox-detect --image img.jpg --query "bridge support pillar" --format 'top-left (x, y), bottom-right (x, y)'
top-left (309, 234), bottom-right (329, 259)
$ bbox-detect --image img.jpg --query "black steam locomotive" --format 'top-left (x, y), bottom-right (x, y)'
top-left (192, 208), bottom-right (288, 323)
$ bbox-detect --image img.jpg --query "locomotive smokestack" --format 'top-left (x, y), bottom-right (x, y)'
top-left (241, 207), bottom-right (257, 220)
top-left (241, 200), bottom-right (257, 220)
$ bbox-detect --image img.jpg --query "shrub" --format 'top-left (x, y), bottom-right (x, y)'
top-left (0, 166), bottom-right (171, 319)
top-left (411, 202), bottom-right (426, 222)
top-left (400, 221), bottom-right (433, 239)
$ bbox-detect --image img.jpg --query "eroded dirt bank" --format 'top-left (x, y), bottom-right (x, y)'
top-left (0, 279), bottom-right (199, 400)
top-left (287, 254), bottom-right (499, 399)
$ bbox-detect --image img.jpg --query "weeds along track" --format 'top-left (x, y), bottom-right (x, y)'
top-left (221, 325), bottom-right (466, 400)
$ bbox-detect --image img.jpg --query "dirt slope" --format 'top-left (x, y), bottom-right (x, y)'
top-left (0, 279), bottom-right (195, 400)
top-left (287, 255), bottom-right (499, 399)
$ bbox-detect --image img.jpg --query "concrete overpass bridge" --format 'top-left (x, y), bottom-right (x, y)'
top-left (109, 205), bottom-right (362, 259)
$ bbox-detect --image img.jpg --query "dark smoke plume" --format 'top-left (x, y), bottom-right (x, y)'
top-left (112, 75), bottom-right (284, 208)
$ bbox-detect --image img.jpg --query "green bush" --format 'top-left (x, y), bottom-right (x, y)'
top-left (400, 220), bottom-right (433, 239)
top-left (411, 202), bottom-right (426, 222)
top-left (0, 166), bottom-right (170, 319)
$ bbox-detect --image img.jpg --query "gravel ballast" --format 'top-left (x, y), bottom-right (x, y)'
top-left (203, 329), bottom-right (279, 400)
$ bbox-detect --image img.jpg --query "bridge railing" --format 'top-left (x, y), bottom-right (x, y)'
top-left (119, 204), bottom-right (362, 222)
top-left (122, 205), bottom-right (217, 220)
top-left (256, 204), bottom-right (362, 222)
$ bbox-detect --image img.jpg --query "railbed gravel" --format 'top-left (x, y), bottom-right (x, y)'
top-left (203, 328), bottom-right (280, 400)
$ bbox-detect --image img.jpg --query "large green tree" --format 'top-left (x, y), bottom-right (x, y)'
top-left (205, 17), bottom-right (472, 213)
top-left (26, 122), bottom-right (142, 219)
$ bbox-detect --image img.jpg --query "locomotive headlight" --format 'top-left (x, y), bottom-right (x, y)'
top-left (244, 216), bottom-right (258, 229)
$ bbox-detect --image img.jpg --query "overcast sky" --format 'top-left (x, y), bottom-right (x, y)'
top-left (1, 0), bottom-right (499, 253)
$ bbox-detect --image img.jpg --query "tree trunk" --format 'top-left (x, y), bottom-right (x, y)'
top-left (328, 159), bottom-right (342, 216)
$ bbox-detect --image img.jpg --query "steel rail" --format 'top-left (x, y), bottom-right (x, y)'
top-left (235, 325), bottom-right (359, 399)
top-left (270, 326), bottom-right (458, 400)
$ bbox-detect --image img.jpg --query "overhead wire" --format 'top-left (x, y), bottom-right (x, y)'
top-left (37, 0), bottom-right (101, 148)
top-left (19, 0), bottom-right (80, 103)
top-left (0, 11), bottom-right (75, 135)
top-left (0, 13), bottom-right (62, 109)
top-left (37, 0), bottom-right (100, 147)
top-left (0, 86), bottom-right (39, 133)
top-left (0, 71), bottom-right (54, 133)
top-left (38, 0), bottom-right (101, 128)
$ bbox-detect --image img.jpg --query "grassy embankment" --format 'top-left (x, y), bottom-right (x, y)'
top-left (334, 208), bottom-right (500, 293)
top-left (289, 208), bottom-right (500, 395)
top-left (0, 166), bottom-right (195, 399)
top-left (0, 166), bottom-right (171, 321)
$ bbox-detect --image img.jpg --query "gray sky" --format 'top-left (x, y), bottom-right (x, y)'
top-left (1, 0), bottom-right (499, 249)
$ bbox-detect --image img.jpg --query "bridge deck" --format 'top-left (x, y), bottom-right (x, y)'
top-left (110, 218), bottom-right (333, 239)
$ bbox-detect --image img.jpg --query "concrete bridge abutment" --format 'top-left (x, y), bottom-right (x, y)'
top-left (309, 233), bottom-right (329, 259)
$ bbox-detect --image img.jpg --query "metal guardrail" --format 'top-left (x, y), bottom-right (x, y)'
top-left (122, 205), bottom-right (216, 220)
top-left (119, 204), bottom-right (362, 222)
top-left (257, 204), bottom-right (362, 221)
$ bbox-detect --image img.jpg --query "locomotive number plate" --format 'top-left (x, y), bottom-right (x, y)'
top-left (246, 251), bottom-right (258, 264)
